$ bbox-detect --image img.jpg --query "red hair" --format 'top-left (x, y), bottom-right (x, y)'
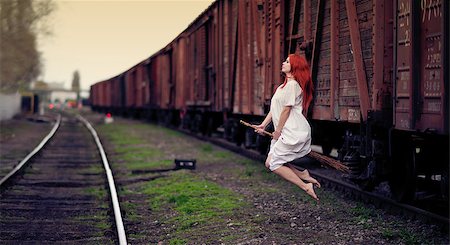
top-left (281, 54), bottom-right (314, 115)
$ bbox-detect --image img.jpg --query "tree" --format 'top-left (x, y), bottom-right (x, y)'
top-left (0, 0), bottom-right (55, 93)
top-left (71, 70), bottom-right (80, 101)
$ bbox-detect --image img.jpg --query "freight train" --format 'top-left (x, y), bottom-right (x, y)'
top-left (90, 0), bottom-right (449, 203)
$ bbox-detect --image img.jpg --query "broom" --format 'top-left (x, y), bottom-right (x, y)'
top-left (239, 120), bottom-right (350, 173)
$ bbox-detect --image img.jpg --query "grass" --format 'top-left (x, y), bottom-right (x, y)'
top-left (95, 221), bottom-right (111, 230)
top-left (79, 164), bottom-right (103, 174)
top-left (351, 203), bottom-right (375, 220)
top-left (121, 200), bottom-right (141, 221)
top-left (75, 211), bottom-right (108, 221)
top-left (350, 203), bottom-right (377, 229)
top-left (97, 123), bottom-right (174, 170)
top-left (381, 227), bottom-right (422, 244)
top-left (98, 123), bottom-right (145, 146)
top-left (169, 238), bottom-right (187, 245)
top-left (84, 186), bottom-right (106, 199)
top-left (141, 171), bottom-right (244, 233)
top-left (382, 228), bottom-right (396, 239)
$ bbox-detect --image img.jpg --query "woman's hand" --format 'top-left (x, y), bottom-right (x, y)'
top-left (272, 130), bottom-right (281, 140)
top-left (254, 124), bottom-right (266, 136)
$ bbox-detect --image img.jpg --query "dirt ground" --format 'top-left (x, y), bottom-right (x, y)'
top-left (75, 109), bottom-right (448, 245)
top-left (2, 109), bottom-right (446, 244)
top-left (0, 113), bottom-right (55, 179)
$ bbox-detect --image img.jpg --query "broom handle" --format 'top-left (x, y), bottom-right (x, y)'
top-left (239, 120), bottom-right (273, 137)
top-left (240, 121), bottom-right (349, 172)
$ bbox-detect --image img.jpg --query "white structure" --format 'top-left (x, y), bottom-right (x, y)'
top-left (0, 92), bottom-right (21, 121)
top-left (49, 90), bottom-right (77, 103)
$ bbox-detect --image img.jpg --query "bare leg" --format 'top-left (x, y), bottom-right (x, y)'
top-left (272, 165), bottom-right (319, 201)
top-left (286, 163), bottom-right (321, 188)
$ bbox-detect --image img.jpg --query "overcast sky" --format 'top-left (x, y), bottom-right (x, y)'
top-left (38, 0), bottom-right (214, 90)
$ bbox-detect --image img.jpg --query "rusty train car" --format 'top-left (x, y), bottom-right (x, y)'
top-left (91, 0), bottom-right (449, 203)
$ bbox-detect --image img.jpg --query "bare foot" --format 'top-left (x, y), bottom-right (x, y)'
top-left (303, 183), bottom-right (319, 201)
top-left (301, 169), bottom-right (321, 188)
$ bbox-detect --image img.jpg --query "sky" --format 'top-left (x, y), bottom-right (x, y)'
top-left (38, 0), bottom-right (214, 91)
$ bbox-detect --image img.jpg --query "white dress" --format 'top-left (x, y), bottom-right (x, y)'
top-left (268, 78), bottom-right (312, 171)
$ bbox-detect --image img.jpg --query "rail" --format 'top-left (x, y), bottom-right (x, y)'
top-left (77, 115), bottom-right (128, 245)
top-left (0, 114), bottom-right (61, 187)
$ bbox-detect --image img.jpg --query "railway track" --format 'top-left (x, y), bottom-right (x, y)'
top-left (177, 128), bottom-right (449, 231)
top-left (0, 113), bottom-right (127, 244)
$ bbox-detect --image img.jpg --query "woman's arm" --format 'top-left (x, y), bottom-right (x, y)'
top-left (254, 111), bottom-right (272, 135)
top-left (260, 111), bottom-right (272, 127)
top-left (273, 106), bottom-right (292, 140)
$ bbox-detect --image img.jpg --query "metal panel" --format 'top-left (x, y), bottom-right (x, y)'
top-left (394, 0), bottom-right (446, 134)
top-left (105, 79), bottom-right (111, 107)
top-left (330, 0), bottom-right (339, 119)
top-left (175, 38), bottom-right (187, 109)
top-left (415, 0), bottom-right (446, 133)
top-left (125, 69), bottom-right (136, 107)
top-left (394, 0), bottom-right (415, 130)
top-left (148, 58), bottom-right (159, 107)
top-left (345, 0), bottom-right (370, 121)
top-left (159, 52), bottom-right (172, 109)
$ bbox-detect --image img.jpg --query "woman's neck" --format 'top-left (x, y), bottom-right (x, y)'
top-left (286, 73), bottom-right (294, 79)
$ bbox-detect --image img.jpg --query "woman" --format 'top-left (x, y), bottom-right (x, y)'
top-left (255, 54), bottom-right (320, 201)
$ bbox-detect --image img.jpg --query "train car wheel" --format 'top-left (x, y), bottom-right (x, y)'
top-left (206, 117), bottom-right (214, 137)
top-left (256, 135), bottom-right (269, 155)
top-left (193, 114), bottom-right (202, 133)
top-left (244, 127), bottom-right (257, 148)
top-left (182, 114), bottom-right (191, 130)
top-left (389, 144), bottom-right (416, 202)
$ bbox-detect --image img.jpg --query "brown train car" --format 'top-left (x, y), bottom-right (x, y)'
top-left (97, 81), bottom-right (107, 108)
top-left (124, 67), bottom-right (137, 109)
top-left (90, 0), bottom-right (448, 203)
top-left (176, 0), bottom-right (284, 135)
top-left (89, 83), bottom-right (98, 109)
top-left (91, 75), bottom-right (124, 114)
top-left (109, 76), bottom-right (120, 109)
top-left (278, 0), bottom-right (448, 201)
top-left (173, 37), bottom-right (188, 110)
top-left (105, 79), bottom-right (112, 109)
top-left (123, 61), bottom-right (151, 117)
top-left (157, 51), bottom-right (173, 110)
top-left (147, 56), bottom-right (159, 107)
top-left (191, 0), bottom-right (284, 117)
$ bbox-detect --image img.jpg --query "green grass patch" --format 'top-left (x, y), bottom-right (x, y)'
top-left (121, 201), bottom-right (141, 221)
top-left (142, 171), bottom-right (244, 232)
top-left (169, 238), bottom-right (187, 245)
top-left (98, 123), bottom-right (145, 146)
top-left (398, 228), bottom-right (421, 244)
top-left (351, 203), bottom-right (375, 220)
top-left (79, 164), bottom-right (103, 174)
top-left (97, 122), bottom-right (174, 170)
top-left (350, 203), bottom-right (378, 229)
top-left (127, 159), bottom-right (173, 170)
top-left (95, 221), bottom-right (111, 230)
top-left (213, 150), bottom-right (232, 158)
top-left (120, 148), bottom-right (163, 161)
top-left (84, 187), bottom-right (106, 199)
top-left (380, 227), bottom-right (423, 244)
top-left (200, 144), bottom-right (213, 152)
top-left (200, 143), bottom-right (233, 158)
top-left (382, 228), bottom-right (396, 240)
